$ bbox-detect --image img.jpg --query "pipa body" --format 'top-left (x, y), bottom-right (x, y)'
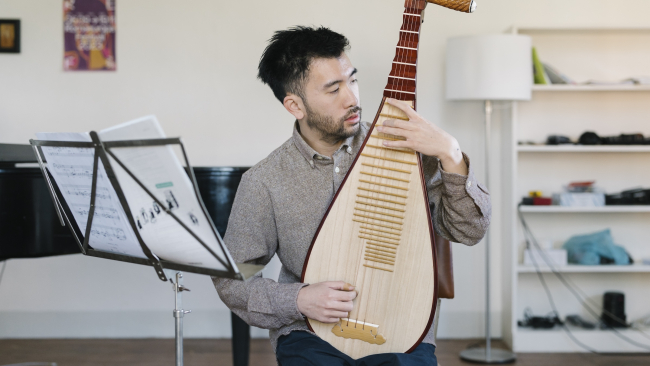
top-left (301, 0), bottom-right (458, 359)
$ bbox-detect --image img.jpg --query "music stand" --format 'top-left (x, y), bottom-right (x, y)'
top-left (29, 132), bottom-right (262, 366)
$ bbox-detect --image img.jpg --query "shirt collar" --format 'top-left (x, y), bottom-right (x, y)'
top-left (292, 121), bottom-right (322, 165)
top-left (292, 121), bottom-right (357, 167)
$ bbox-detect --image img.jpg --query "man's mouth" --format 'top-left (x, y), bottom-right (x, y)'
top-left (345, 113), bottom-right (360, 123)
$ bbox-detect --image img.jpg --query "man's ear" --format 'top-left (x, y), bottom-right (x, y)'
top-left (283, 94), bottom-right (306, 120)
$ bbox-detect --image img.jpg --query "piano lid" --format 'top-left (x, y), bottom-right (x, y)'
top-left (0, 143), bottom-right (37, 167)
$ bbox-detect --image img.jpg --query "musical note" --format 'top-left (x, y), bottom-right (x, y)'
top-left (45, 146), bottom-right (94, 157)
top-left (90, 225), bottom-right (127, 241)
top-left (72, 204), bottom-right (121, 221)
top-left (62, 185), bottom-right (112, 200)
top-left (50, 163), bottom-right (104, 180)
top-left (134, 201), bottom-right (168, 230)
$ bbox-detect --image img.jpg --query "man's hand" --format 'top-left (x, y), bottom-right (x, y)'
top-left (297, 281), bottom-right (357, 323)
top-left (376, 98), bottom-right (468, 176)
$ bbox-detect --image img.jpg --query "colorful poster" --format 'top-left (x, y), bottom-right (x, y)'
top-left (63, 0), bottom-right (116, 71)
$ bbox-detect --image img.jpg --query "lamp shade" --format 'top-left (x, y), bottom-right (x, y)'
top-left (446, 34), bottom-right (532, 101)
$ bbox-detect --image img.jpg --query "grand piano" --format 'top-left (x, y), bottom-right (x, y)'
top-left (0, 143), bottom-right (253, 366)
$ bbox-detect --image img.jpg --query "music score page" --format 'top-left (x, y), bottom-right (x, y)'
top-left (35, 132), bottom-right (147, 259)
top-left (37, 116), bottom-right (235, 273)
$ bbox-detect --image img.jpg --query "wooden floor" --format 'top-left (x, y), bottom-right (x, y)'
top-left (1, 338), bottom-right (649, 366)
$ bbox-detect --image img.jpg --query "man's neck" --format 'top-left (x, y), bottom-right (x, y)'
top-left (297, 119), bottom-right (343, 158)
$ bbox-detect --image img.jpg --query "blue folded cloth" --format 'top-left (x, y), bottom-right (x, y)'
top-left (562, 229), bottom-right (631, 265)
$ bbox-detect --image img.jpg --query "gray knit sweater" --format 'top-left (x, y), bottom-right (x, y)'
top-left (213, 121), bottom-right (490, 351)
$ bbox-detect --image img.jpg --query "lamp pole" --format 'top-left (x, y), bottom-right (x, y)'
top-left (459, 101), bottom-right (515, 364)
top-left (484, 100), bottom-right (492, 361)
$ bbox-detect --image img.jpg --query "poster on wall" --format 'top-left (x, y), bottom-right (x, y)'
top-left (63, 0), bottom-right (116, 71)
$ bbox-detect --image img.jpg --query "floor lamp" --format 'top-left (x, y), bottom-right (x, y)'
top-left (446, 34), bottom-right (532, 364)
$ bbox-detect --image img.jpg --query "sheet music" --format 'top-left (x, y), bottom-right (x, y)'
top-left (98, 116), bottom-right (234, 272)
top-left (35, 132), bottom-right (147, 259)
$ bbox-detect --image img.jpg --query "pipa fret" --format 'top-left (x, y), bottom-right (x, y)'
top-left (356, 201), bottom-right (406, 213)
top-left (359, 224), bottom-right (401, 235)
top-left (358, 187), bottom-right (408, 199)
top-left (361, 162), bottom-right (411, 174)
top-left (359, 178), bottom-right (408, 191)
top-left (360, 153), bottom-right (418, 166)
top-left (366, 144), bottom-right (414, 154)
top-left (361, 230), bottom-right (401, 240)
top-left (353, 213), bottom-right (403, 225)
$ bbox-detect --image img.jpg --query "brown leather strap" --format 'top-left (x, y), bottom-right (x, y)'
top-left (435, 232), bottom-right (455, 299)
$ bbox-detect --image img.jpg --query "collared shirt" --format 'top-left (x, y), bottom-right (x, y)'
top-left (213, 121), bottom-right (491, 351)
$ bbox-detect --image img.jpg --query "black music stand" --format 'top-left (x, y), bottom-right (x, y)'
top-left (29, 132), bottom-right (262, 366)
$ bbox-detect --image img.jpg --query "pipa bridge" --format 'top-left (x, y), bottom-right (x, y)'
top-left (331, 318), bottom-right (387, 345)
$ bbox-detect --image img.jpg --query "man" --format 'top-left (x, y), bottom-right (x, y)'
top-left (213, 26), bottom-right (490, 366)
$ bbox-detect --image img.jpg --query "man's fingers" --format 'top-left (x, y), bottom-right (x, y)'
top-left (326, 288), bottom-right (357, 303)
top-left (377, 125), bottom-right (408, 138)
top-left (383, 139), bottom-right (410, 149)
top-left (326, 298), bottom-right (354, 312)
top-left (320, 315), bottom-right (346, 324)
top-left (385, 98), bottom-right (418, 120)
top-left (380, 119), bottom-right (415, 131)
top-left (327, 281), bottom-right (355, 291)
top-left (331, 290), bottom-right (357, 303)
top-left (346, 290), bottom-right (358, 300)
top-left (327, 310), bottom-right (350, 319)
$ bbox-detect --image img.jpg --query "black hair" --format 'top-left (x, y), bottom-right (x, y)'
top-left (257, 26), bottom-right (350, 103)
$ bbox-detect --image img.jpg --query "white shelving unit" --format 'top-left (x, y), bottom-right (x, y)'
top-left (501, 27), bottom-right (650, 353)
top-left (518, 145), bottom-right (650, 153)
top-left (517, 265), bottom-right (650, 273)
top-left (532, 85), bottom-right (650, 92)
top-left (518, 206), bottom-right (650, 213)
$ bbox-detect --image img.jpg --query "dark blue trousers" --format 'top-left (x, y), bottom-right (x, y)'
top-left (276, 331), bottom-right (437, 366)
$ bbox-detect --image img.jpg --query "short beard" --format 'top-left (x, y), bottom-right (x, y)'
top-left (304, 103), bottom-right (362, 145)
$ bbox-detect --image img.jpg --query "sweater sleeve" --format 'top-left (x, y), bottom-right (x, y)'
top-left (211, 171), bottom-right (307, 329)
top-left (422, 152), bottom-right (491, 245)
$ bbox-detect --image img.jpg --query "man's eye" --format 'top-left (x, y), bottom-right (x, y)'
top-left (330, 88), bottom-right (339, 94)
top-left (352, 78), bottom-right (358, 83)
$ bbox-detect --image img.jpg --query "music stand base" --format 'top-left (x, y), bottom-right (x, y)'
top-left (459, 348), bottom-right (516, 364)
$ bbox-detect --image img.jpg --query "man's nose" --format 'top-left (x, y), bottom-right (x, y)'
top-left (342, 85), bottom-right (359, 109)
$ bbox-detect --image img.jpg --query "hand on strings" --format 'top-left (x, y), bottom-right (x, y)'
top-left (297, 281), bottom-right (357, 323)
top-left (376, 98), bottom-right (468, 176)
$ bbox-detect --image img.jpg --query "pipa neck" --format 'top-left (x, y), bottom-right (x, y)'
top-left (383, 0), bottom-right (426, 103)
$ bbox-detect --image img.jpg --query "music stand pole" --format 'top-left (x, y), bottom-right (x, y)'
top-left (171, 271), bottom-right (191, 366)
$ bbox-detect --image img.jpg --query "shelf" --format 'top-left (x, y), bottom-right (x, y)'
top-left (532, 85), bottom-right (650, 92)
top-left (518, 206), bottom-right (650, 213)
top-left (515, 327), bottom-right (650, 352)
top-left (518, 264), bottom-right (650, 273)
top-left (518, 145), bottom-right (650, 153)
top-left (515, 26), bottom-right (650, 33)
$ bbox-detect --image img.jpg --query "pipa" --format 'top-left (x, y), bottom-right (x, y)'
top-left (301, 0), bottom-right (476, 359)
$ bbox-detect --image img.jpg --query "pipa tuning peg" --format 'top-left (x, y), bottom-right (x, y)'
top-left (426, 0), bottom-right (477, 13)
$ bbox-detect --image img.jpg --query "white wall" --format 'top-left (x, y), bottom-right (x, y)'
top-left (1, 0), bottom-right (649, 340)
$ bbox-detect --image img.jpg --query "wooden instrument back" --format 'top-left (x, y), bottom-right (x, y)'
top-left (301, 0), bottom-right (474, 359)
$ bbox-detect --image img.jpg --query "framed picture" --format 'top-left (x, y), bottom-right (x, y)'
top-left (0, 19), bottom-right (20, 53)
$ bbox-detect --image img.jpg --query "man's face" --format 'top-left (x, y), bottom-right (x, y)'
top-left (301, 53), bottom-right (362, 144)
